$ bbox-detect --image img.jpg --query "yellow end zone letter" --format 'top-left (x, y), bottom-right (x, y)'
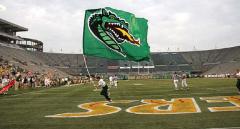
top-left (200, 95), bottom-right (240, 112)
top-left (46, 100), bottom-right (135, 118)
top-left (126, 98), bottom-right (201, 114)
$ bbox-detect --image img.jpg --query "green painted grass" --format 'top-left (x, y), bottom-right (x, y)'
top-left (0, 78), bottom-right (239, 129)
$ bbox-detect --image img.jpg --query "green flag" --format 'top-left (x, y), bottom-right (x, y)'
top-left (83, 7), bottom-right (150, 61)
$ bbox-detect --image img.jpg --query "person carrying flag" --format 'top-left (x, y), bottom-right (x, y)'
top-left (97, 76), bottom-right (112, 102)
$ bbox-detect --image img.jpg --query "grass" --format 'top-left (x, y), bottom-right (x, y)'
top-left (0, 78), bottom-right (240, 129)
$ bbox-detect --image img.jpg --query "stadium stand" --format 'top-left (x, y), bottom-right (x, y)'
top-left (1, 43), bottom-right (239, 77)
top-left (0, 45), bottom-right (69, 77)
top-left (180, 46), bottom-right (240, 75)
top-left (203, 61), bottom-right (240, 75)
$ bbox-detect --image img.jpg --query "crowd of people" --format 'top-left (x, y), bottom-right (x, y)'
top-left (0, 58), bottom-right (91, 94)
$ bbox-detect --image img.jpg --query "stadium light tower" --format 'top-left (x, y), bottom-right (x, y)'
top-left (177, 47), bottom-right (180, 52)
top-left (193, 46), bottom-right (197, 51)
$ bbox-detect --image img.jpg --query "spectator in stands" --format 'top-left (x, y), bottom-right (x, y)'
top-left (0, 57), bottom-right (100, 93)
top-left (64, 77), bottom-right (68, 85)
top-left (1, 75), bottom-right (9, 94)
top-left (172, 72), bottom-right (180, 90)
top-left (67, 77), bottom-right (72, 86)
top-left (97, 76), bottom-right (112, 102)
top-left (22, 76), bottom-right (28, 88)
top-left (235, 69), bottom-right (240, 94)
top-left (181, 71), bottom-right (189, 90)
top-left (44, 77), bottom-right (50, 87)
top-left (10, 65), bottom-right (16, 76)
top-left (29, 76), bottom-right (35, 88)
top-left (15, 72), bottom-right (21, 90)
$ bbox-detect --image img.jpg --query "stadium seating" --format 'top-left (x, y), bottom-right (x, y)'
top-left (0, 43), bottom-right (239, 76)
top-left (0, 45), bottom-right (69, 77)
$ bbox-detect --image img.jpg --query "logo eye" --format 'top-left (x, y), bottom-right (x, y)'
top-left (110, 15), bottom-right (115, 19)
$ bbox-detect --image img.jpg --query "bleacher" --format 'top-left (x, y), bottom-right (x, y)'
top-left (1, 41), bottom-right (239, 76)
top-left (0, 45), bottom-right (70, 77)
top-left (180, 46), bottom-right (240, 74)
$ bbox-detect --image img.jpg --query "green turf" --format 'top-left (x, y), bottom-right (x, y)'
top-left (0, 78), bottom-right (240, 129)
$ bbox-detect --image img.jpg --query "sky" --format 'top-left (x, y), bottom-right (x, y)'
top-left (0, 0), bottom-right (240, 53)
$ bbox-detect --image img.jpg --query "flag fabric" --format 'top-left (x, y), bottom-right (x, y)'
top-left (0, 80), bottom-right (15, 94)
top-left (83, 7), bottom-right (150, 61)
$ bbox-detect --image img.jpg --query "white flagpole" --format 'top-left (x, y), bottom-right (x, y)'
top-left (148, 62), bottom-right (150, 75)
top-left (83, 54), bottom-right (91, 78)
top-left (138, 62), bottom-right (140, 75)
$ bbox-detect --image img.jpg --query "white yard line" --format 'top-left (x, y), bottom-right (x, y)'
top-left (1, 91), bottom-right (238, 100)
top-left (208, 127), bottom-right (240, 129)
top-left (206, 88), bottom-right (219, 91)
top-left (1, 87), bottom-right (237, 100)
top-left (132, 83), bottom-right (144, 86)
top-left (1, 84), bottom-right (79, 97)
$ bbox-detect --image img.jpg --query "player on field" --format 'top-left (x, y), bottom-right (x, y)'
top-left (235, 69), bottom-right (240, 94)
top-left (113, 75), bottom-right (118, 88)
top-left (109, 75), bottom-right (113, 87)
top-left (181, 71), bottom-right (189, 90)
top-left (97, 76), bottom-right (112, 102)
top-left (172, 72), bottom-right (180, 90)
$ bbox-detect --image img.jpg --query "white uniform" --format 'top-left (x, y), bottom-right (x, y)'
top-left (172, 74), bottom-right (179, 90)
top-left (1, 78), bottom-right (9, 88)
top-left (109, 76), bottom-right (113, 86)
top-left (181, 73), bottom-right (188, 89)
top-left (236, 72), bottom-right (240, 77)
top-left (98, 79), bottom-right (106, 87)
top-left (98, 79), bottom-right (111, 101)
top-left (113, 76), bottom-right (118, 87)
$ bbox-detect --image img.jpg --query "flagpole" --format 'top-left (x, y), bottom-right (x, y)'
top-left (83, 54), bottom-right (91, 78)
top-left (147, 62), bottom-right (149, 75)
top-left (81, 13), bottom-right (91, 79)
top-left (138, 62), bottom-right (140, 75)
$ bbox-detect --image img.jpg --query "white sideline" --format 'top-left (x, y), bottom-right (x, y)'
top-left (208, 127), bottom-right (240, 129)
top-left (3, 84), bottom-right (79, 97)
top-left (1, 91), bottom-right (236, 99)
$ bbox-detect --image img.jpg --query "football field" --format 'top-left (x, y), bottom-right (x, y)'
top-left (0, 78), bottom-right (240, 129)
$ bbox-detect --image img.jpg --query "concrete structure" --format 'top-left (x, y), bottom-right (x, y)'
top-left (0, 18), bottom-right (43, 52)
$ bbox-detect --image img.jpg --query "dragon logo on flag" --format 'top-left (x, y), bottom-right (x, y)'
top-left (88, 9), bottom-right (140, 57)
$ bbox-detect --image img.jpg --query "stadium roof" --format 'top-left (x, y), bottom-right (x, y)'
top-left (0, 31), bottom-right (23, 40)
top-left (0, 18), bottom-right (28, 32)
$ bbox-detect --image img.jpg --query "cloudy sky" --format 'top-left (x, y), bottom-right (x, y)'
top-left (0, 0), bottom-right (240, 53)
